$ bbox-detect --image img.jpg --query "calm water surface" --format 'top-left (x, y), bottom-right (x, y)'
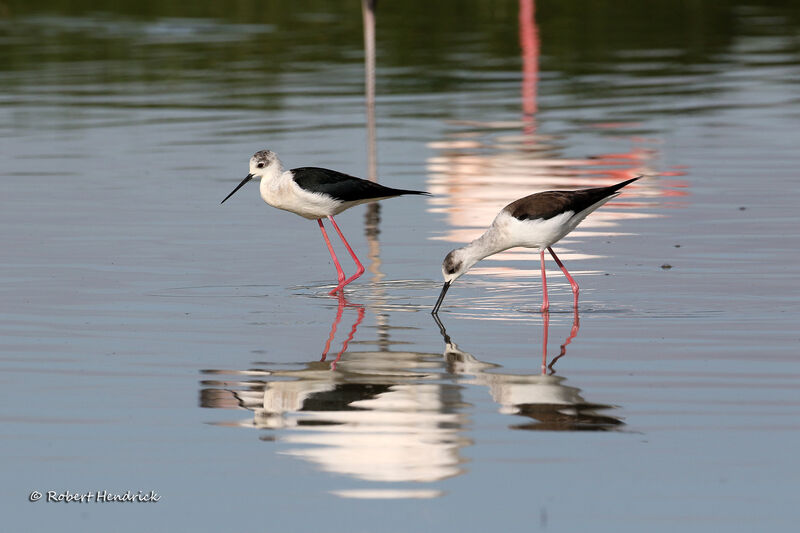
top-left (2, 1), bottom-right (800, 531)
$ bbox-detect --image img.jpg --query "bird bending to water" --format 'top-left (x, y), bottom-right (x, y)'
top-left (432, 177), bottom-right (640, 314)
top-left (222, 150), bottom-right (429, 294)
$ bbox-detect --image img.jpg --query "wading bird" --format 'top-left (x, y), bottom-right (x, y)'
top-left (222, 150), bottom-right (428, 294)
top-left (432, 177), bottom-right (640, 314)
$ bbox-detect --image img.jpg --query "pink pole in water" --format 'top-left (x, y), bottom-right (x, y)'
top-left (519, 0), bottom-right (539, 120)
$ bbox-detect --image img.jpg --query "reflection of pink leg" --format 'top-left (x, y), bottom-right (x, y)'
top-left (540, 249), bottom-right (549, 312)
top-left (331, 304), bottom-right (365, 371)
top-left (548, 246), bottom-right (579, 308)
top-left (320, 292), bottom-right (365, 371)
top-left (541, 310), bottom-right (549, 374)
top-left (548, 307), bottom-right (581, 372)
top-left (328, 215), bottom-right (365, 292)
top-left (321, 293), bottom-right (347, 362)
top-left (560, 307), bottom-right (581, 356)
top-left (318, 219), bottom-right (345, 291)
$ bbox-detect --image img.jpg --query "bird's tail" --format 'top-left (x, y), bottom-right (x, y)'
top-left (605, 176), bottom-right (641, 194)
top-left (390, 188), bottom-right (431, 197)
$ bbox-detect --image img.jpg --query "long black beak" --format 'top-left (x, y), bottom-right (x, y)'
top-left (221, 174), bottom-right (254, 204)
top-left (432, 281), bottom-right (451, 315)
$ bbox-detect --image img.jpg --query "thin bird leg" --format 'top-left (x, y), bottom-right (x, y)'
top-left (318, 219), bottom-right (346, 290)
top-left (548, 246), bottom-right (579, 308)
top-left (540, 249), bottom-right (549, 313)
top-left (327, 216), bottom-right (366, 290)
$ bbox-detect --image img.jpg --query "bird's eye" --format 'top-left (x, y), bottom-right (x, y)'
top-left (445, 262), bottom-right (460, 275)
top-left (256, 162), bottom-right (265, 169)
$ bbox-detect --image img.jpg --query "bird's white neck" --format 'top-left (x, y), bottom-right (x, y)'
top-left (258, 163), bottom-right (286, 199)
top-left (460, 226), bottom-right (511, 272)
top-left (257, 162), bottom-right (285, 185)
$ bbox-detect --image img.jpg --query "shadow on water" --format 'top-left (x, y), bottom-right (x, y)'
top-left (199, 294), bottom-right (623, 497)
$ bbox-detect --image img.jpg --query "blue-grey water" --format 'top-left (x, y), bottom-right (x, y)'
top-left (2, 1), bottom-right (800, 531)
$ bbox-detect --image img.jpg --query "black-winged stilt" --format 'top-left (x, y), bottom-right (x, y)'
top-left (221, 150), bottom-right (429, 294)
top-left (432, 177), bottom-right (640, 314)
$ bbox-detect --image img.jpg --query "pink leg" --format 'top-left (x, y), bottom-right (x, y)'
top-left (548, 246), bottom-right (579, 308)
top-left (318, 219), bottom-right (346, 290)
top-left (327, 215), bottom-right (365, 292)
top-left (540, 249), bottom-right (549, 312)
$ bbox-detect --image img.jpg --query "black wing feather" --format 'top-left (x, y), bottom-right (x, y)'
top-left (508, 177), bottom-right (639, 221)
top-left (291, 167), bottom-right (428, 202)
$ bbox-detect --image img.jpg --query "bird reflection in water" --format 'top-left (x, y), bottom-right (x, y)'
top-left (201, 293), bottom-right (469, 484)
top-left (200, 298), bottom-right (623, 491)
top-left (434, 312), bottom-right (623, 432)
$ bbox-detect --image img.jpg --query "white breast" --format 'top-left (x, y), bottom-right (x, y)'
top-left (259, 172), bottom-right (342, 220)
top-left (494, 210), bottom-right (576, 249)
top-left (494, 193), bottom-right (619, 249)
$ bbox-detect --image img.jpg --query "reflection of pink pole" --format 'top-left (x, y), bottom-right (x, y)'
top-left (519, 0), bottom-right (539, 128)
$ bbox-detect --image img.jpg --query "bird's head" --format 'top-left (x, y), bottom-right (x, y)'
top-left (432, 247), bottom-right (472, 314)
top-left (221, 149), bottom-right (283, 204)
top-left (249, 150), bottom-right (282, 178)
top-left (441, 248), bottom-right (470, 284)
